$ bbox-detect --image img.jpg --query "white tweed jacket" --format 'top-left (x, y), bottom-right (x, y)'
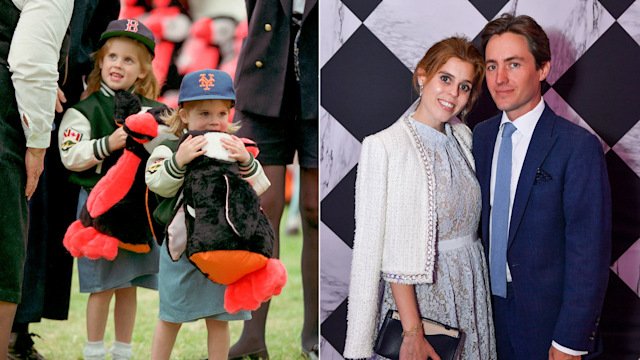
top-left (343, 115), bottom-right (474, 359)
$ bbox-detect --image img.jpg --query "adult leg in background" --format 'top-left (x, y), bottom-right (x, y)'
top-left (299, 167), bottom-right (318, 356)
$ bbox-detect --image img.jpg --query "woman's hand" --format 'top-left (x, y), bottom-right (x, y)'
top-left (108, 126), bottom-right (128, 151)
top-left (220, 135), bottom-right (250, 164)
top-left (55, 86), bottom-right (66, 113)
top-left (25, 147), bottom-right (46, 201)
top-left (399, 331), bottom-right (441, 360)
top-left (175, 134), bottom-right (208, 168)
top-left (390, 282), bottom-right (441, 360)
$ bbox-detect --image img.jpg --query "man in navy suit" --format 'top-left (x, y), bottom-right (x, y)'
top-left (473, 14), bottom-right (611, 360)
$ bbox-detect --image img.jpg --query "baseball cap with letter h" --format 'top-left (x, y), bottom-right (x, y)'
top-left (178, 69), bottom-right (236, 107)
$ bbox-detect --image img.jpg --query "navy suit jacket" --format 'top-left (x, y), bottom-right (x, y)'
top-left (472, 104), bottom-right (611, 357)
top-left (234, 0), bottom-right (318, 120)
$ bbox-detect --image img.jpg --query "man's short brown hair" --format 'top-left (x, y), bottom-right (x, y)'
top-left (481, 13), bottom-right (551, 70)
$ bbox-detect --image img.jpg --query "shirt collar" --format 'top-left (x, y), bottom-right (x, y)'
top-left (100, 81), bottom-right (115, 97)
top-left (499, 97), bottom-right (545, 138)
top-left (292, 0), bottom-right (305, 14)
top-left (99, 81), bottom-right (136, 97)
top-left (409, 115), bottom-right (451, 145)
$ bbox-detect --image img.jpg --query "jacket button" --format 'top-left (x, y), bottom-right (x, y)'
top-left (255, 61), bottom-right (263, 68)
top-left (589, 336), bottom-right (594, 341)
top-left (264, 23), bottom-right (272, 31)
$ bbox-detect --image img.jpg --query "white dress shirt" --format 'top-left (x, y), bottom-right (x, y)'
top-left (489, 98), bottom-right (587, 356)
top-left (293, 0), bottom-right (305, 14)
top-left (8, 0), bottom-right (73, 149)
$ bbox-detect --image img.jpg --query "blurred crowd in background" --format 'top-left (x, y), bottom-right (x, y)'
top-left (120, 0), bottom-right (247, 110)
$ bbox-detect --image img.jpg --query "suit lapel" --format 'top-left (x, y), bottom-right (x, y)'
top-left (507, 105), bottom-right (558, 249)
top-left (280, 0), bottom-right (292, 19)
top-left (302, 0), bottom-right (317, 22)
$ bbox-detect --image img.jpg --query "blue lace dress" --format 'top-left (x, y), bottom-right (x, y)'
top-left (376, 118), bottom-right (496, 359)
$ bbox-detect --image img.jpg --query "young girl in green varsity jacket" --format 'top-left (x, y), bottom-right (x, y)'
top-left (57, 19), bottom-right (167, 360)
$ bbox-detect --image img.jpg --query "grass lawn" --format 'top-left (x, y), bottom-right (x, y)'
top-left (31, 207), bottom-right (306, 359)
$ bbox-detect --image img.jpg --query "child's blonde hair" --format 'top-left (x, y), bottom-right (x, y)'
top-left (85, 37), bottom-right (159, 99)
top-left (162, 99), bottom-right (241, 138)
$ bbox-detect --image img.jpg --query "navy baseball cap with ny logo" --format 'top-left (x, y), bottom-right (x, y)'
top-left (178, 69), bottom-right (236, 106)
top-left (99, 19), bottom-right (156, 56)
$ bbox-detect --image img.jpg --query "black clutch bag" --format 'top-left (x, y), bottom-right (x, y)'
top-left (374, 309), bottom-right (463, 360)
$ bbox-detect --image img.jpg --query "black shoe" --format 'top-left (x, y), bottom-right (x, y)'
top-left (7, 332), bottom-right (46, 360)
top-left (301, 344), bottom-right (318, 360)
top-left (227, 347), bottom-right (269, 360)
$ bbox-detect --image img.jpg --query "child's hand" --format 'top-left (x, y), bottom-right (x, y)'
top-left (108, 127), bottom-right (128, 151)
top-left (221, 135), bottom-right (250, 164)
top-left (175, 135), bottom-right (208, 168)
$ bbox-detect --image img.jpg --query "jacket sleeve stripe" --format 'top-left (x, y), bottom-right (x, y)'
top-left (165, 154), bottom-right (186, 179)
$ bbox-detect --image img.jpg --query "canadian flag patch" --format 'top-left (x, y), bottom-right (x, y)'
top-left (61, 127), bottom-right (82, 151)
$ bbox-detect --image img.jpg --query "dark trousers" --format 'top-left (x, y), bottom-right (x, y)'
top-left (493, 283), bottom-right (518, 360)
top-left (494, 283), bottom-right (557, 360)
top-left (14, 143), bottom-right (76, 323)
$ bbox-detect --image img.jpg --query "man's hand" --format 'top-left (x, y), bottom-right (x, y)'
top-left (549, 346), bottom-right (581, 360)
top-left (25, 147), bottom-right (46, 200)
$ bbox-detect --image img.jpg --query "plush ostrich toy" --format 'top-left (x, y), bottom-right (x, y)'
top-left (63, 91), bottom-right (172, 260)
top-left (164, 130), bottom-right (287, 313)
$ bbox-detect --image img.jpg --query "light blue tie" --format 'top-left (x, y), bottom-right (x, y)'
top-left (491, 122), bottom-right (516, 298)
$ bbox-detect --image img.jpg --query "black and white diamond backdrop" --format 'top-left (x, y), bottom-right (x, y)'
top-left (319, 0), bottom-right (640, 359)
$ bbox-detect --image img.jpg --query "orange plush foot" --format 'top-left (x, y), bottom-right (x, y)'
top-left (62, 220), bottom-right (86, 257)
top-left (224, 259), bottom-right (287, 314)
top-left (80, 228), bottom-right (119, 260)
